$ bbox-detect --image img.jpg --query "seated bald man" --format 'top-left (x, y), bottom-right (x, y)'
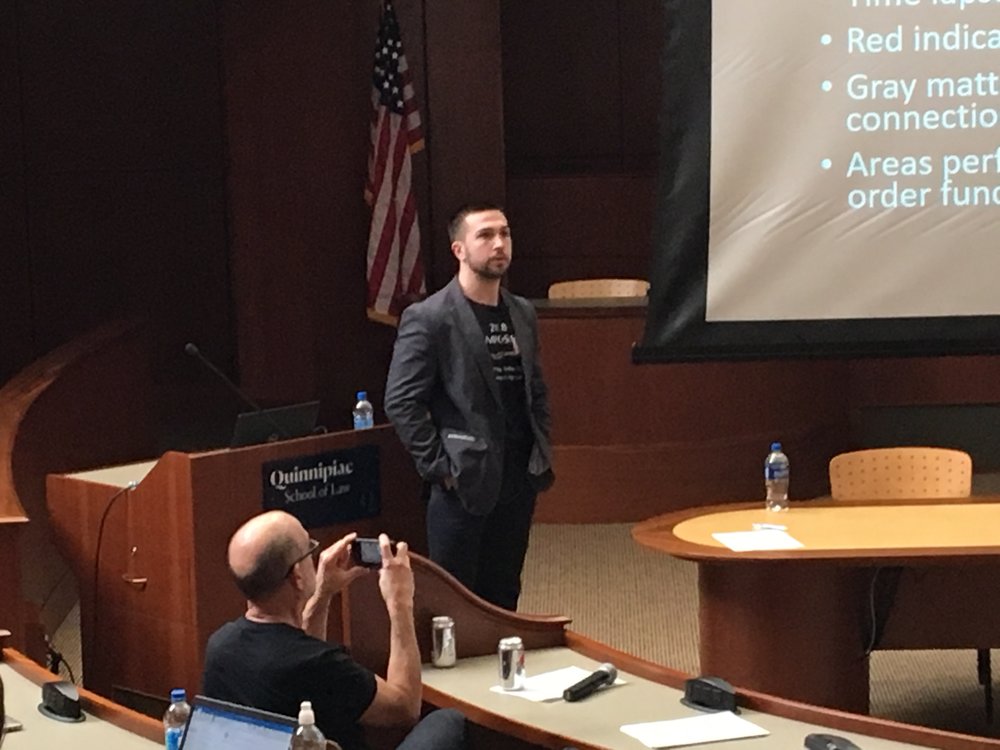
top-left (202, 511), bottom-right (465, 750)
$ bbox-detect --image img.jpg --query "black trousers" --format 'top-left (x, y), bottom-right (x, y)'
top-left (397, 708), bottom-right (466, 750)
top-left (426, 475), bottom-right (537, 611)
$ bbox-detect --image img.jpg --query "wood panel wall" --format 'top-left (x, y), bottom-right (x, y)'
top-left (500, 1), bottom-right (662, 299)
top-left (0, 1), bottom-right (232, 388)
top-left (1, 0), bottom-right (998, 506)
top-left (222, 1), bottom-right (383, 408)
top-left (0, 1), bottom-right (37, 382)
top-left (535, 310), bottom-right (853, 522)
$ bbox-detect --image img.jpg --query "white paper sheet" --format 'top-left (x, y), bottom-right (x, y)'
top-left (489, 665), bottom-right (625, 702)
top-left (620, 711), bottom-right (768, 748)
top-left (711, 529), bottom-right (803, 551)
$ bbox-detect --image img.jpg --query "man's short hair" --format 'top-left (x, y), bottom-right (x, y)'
top-left (447, 202), bottom-right (505, 242)
top-left (230, 534), bottom-right (298, 601)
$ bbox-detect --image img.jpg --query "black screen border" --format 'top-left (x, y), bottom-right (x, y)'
top-left (634, 0), bottom-right (1000, 364)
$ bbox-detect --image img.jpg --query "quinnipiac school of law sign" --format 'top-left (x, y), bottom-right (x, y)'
top-left (261, 445), bottom-right (380, 528)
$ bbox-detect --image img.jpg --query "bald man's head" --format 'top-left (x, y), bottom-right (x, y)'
top-left (227, 511), bottom-right (305, 601)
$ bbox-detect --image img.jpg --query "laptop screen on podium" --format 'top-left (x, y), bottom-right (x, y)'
top-left (229, 400), bottom-right (321, 448)
top-left (179, 696), bottom-right (296, 750)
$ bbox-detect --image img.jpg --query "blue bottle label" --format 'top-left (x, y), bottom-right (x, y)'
top-left (765, 465), bottom-right (789, 480)
top-left (165, 726), bottom-right (184, 750)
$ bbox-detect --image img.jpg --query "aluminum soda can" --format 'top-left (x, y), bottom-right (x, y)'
top-left (431, 616), bottom-right (456, 668)
top-left (497, 636), bottom-right (525, 690)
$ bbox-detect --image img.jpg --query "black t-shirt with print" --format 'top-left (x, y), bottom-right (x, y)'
top-left (467, 298), bottom-right (533, 462)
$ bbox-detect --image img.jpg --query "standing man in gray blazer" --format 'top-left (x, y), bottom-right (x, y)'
top-left (385, 203), bottom-right (554, 610)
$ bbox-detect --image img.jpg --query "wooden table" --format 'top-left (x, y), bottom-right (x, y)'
top-left (1, 647), bottom-right (161, 748)
top-left (423, 642), bottom-right (931, 750)
top-left (631, 497), bottom-right (1000, 713)
top-left (344, 551), bottom-right (1000, 749)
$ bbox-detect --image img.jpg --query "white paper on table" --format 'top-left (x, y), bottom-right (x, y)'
top-left (620, 711), bottom-right (768, 748)
top-left (489, 665), bottom-right (626, 702)
top-left (711, 529), bottom-right (803, 551)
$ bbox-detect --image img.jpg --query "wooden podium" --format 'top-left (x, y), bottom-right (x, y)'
top-left (46, 425), bottom-right (424, 703)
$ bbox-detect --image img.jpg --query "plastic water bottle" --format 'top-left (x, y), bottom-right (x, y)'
top-left (353, 390), bottom-right (374, 430)
top-left (163, 688), bottom-right (191, 750)
top-left (289, 700), bottom-right (326, 750)
top-left (764, 442), bottom-right (790, 512)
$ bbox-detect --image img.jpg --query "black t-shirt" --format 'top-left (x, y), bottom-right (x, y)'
top-left (467, 298), bottom-right (532, 457)
top-left (202, 618), bottom-right (377, 750)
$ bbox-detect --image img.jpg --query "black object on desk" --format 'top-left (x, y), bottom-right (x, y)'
top-left (37, 680), bottom-right (83, 722)
top-left (681, 675), bottom-right (738, 713)
top-left (563, 663), bottom-right (617, 702)
top-left (805, 733), bottom-right (862, 750)
top-left (230, 401), bottom-right (320, 447)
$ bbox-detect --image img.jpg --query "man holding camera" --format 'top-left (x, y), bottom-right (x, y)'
top-left (201, 510), bottom-right (464, 750)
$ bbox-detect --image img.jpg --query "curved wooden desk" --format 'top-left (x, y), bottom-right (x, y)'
top-left (632, 497), bottom-right (1000, 713)
top-left (345, 552), bottom-right (1000, 750)
top-left (1, 647), bottom-right (160, 747)
top-left (0, 320), bottom-right (154, 657)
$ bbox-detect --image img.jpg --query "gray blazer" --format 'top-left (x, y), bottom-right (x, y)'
top-left (384, 277), bottom-right (553, 516)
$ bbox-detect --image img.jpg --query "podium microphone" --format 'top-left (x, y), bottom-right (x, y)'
top-left (563, 663), bottom-right (617, 702)
top-left (185, 342), bottom-right (293, 441)
top-left (184, 342), bottom-right (263, 413)
top-left (92, 480), bottom-right (138, 668)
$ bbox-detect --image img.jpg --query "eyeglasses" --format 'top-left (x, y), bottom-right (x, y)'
top-left (285, 538), bottom-right (321, 578)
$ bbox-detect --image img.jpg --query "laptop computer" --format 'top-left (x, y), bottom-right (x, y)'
top-left (230, 400), bottom-right (321, 448)
top-left (2, 714), bottom-right (23, 734)
top-left (179, 696), bottom-right (296, 750)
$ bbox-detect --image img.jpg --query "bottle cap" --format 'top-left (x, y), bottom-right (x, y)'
top-left (770, 441), bottom-right (782, 451)
top-left (298, 700), bottom-right (315, 725)
top-left (357, 390), bottom-right (367, 401)
top-left (170, 688), bottom-right (186, 702)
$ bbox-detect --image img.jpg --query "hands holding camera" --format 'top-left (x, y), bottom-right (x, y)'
top-left (314, 531), bottom-right (369, 599)
top-left (376, 532), bottom-right (415, 616)
top-left (312, 532), bottom-right (414, 614)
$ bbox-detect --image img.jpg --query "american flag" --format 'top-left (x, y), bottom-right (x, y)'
top-left (364, 1), bottom-right (425, 324)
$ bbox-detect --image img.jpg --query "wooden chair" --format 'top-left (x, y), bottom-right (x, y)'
top-left (828, 447), bottom-right (986, 718)
top-left (547, 278), bottom-right (649, 299)
top-left (828, 447), bottom-right (972, 500)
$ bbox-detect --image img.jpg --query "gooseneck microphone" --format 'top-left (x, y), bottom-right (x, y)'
top-left (185, 342), bottom-right (292, 442)
top-left (92, 481), bottom-right (138, 668)
top-left (562, 663), bottom-right (617, 702)
top-left (184, 342), bottom-right (263, 412)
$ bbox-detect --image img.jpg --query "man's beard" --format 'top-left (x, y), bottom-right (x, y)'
top-left (470, 257), bottom-right (509, 280)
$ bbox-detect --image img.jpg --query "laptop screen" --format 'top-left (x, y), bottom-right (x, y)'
top-left (230, 400), bottom-right (321, 448)
top-left (180, 696), bottom-right (296, 750)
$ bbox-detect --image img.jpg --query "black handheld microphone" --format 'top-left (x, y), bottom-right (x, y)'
top-left (562, 663), bottom-right (617, 702)
top-left (184, 342), bottom-right (263, 412)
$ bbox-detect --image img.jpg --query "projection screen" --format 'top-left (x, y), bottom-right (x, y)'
top-left (636, 0), bottom-right (1000, 361)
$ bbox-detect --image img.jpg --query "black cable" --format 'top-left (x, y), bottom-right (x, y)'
top-left (91, 481), bottom-right (138, 671)
top-left (60, 658), bottom-right (76, 685)
top-left (864, 565), bottom-right (903, 657)
top-left (864, 567), bottom-right (882, 657)
top-left (44, 637), bottom-right (77, 684)
top-left (44, 634), bottom-right (59, 675)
